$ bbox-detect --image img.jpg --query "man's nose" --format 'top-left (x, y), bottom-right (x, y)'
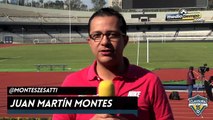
top-left (100, 35), bottom-right (111, 45)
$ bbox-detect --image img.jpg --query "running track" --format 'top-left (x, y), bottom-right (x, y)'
top-left (1, 71), bottom-right (213, 119)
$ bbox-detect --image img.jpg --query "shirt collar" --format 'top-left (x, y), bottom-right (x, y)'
top-left (87, 57), bottom-right (138, 81)
top-left (87, 61), bottom-right (99, 81)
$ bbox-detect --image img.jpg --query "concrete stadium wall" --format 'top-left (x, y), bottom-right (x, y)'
top-left (1, 4), bottom-right (213, 43)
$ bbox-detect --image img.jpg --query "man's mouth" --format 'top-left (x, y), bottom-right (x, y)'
top-left (100, 49), bottom-right (113, 56)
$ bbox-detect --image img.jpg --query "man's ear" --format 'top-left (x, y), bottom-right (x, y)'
top-left (87, 37), bottom-right (92, 47)
top-left (124, 35), bottom-right (129, 47)
top-left (87, 37), bottom-right (90, 42)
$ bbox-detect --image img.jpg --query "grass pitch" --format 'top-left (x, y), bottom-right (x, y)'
top-left (0, 42), bottom-right (212, 72)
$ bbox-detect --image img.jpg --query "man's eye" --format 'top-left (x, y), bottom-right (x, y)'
top-left (109, 33), bottom-right (119, 38)
top-left (92, 34), bottom-right (101, 38)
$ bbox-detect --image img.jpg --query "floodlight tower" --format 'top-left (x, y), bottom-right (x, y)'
top-left (69, 0), bottom-right (72, 43)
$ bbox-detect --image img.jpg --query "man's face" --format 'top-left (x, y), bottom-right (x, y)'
top-left (88, 16), bottom-right (128, 66)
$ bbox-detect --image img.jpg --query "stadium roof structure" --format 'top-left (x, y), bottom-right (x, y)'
top-left (0, 4), bottom-right (92, 25)
top-left (1, 3), bottom-right (213, 26)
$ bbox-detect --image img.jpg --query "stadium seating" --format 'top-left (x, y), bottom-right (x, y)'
top-left (1, 4), bottom-right (213, 43)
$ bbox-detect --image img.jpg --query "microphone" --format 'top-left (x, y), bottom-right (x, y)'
top-left (98, 80), bottom-right (116, 116)
top-left (98, 80), bottom-right (115, 96)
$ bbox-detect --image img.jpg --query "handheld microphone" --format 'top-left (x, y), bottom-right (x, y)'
top-left (98, 80), bottom-right (115, 96)
top-left (98, 80), bottom-right (116, 116)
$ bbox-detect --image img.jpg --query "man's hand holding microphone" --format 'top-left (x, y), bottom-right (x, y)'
top-left (90, 80), bottom-right (128, 120)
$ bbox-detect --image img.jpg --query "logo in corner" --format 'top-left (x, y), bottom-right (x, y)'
top-left (188, 95), bottom-right (208, 116)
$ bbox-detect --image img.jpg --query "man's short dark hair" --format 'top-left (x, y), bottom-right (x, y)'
top-left (88, 7), bottom-right (127, 35)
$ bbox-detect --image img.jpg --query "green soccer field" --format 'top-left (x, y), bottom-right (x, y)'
top-left (0, 42), bottom-right (212, 72)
